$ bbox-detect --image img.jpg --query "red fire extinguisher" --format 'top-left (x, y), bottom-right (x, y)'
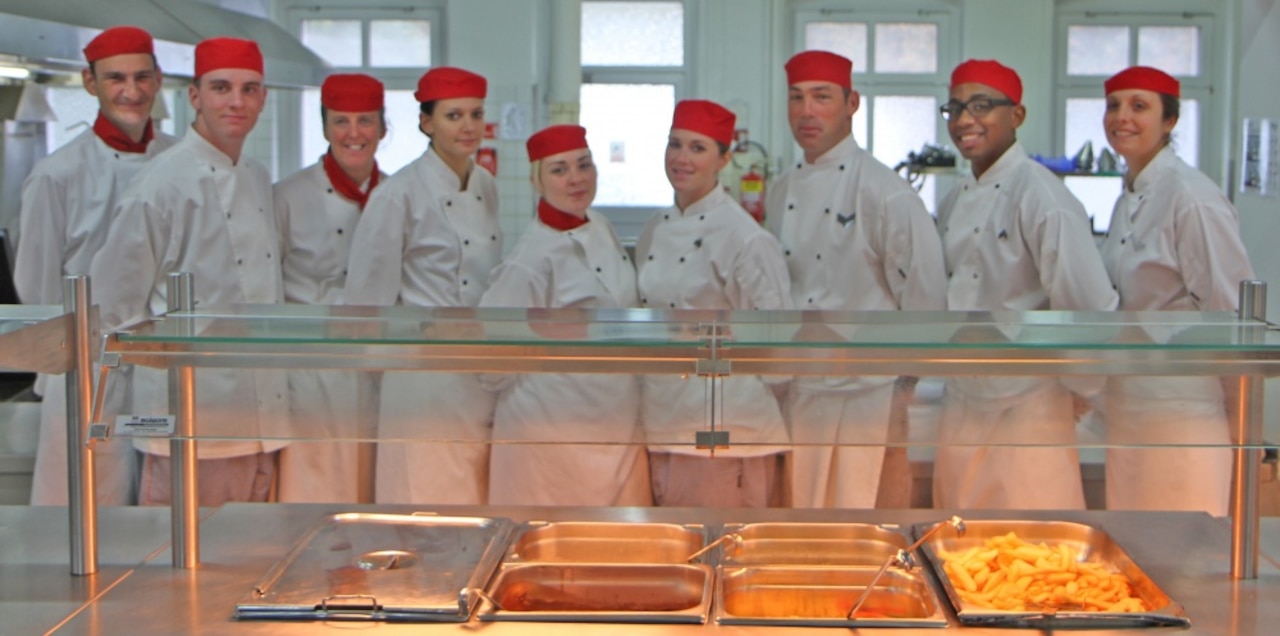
top-left (740, 165), bottom-right (765, 224)
top-left (477, 122), bottom-right (499, 175)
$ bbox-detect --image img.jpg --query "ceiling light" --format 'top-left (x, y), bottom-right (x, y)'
top-left (0, 66), bottom-right (32, 80)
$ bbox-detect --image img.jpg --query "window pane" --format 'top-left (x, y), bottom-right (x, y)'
top-left (871, 96), bottom-right (937, 210)
top-left (302, 89), bottom-right (426, 177)
top-left (370, 20), bottom-right (432, 68)
top-left (804, 22), bottom-right (867, 73)
top-left (1067, 25), bottom-right (1129, 75)
top-left (1138, 26), bottom-right (1199, 76)
top-left (1065, 97), bottom-right (1108, 172)
top-left (582, 1), bottom-right (683, 66)
top-left (1063, 175), bottom-right (1123, 233)
top-left (300, 19), bottom-right (362, 67)
top-left (874, 23), bottom-right (937, 73)
top-left (580, 83), bottom-right (674, 206)
top-left (1174, 98), bottom-right (1199, 167)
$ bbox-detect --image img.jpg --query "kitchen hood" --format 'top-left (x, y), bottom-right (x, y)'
top-left (0, 0), bottom-right (329, 88)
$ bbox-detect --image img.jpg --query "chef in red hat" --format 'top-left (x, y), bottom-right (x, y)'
top-left (479, 124), bottom-right (650, 507)
top-left (344, 66), bottom-right (501, 505)
top-left (91, 37), bottom-right (286, 506)
top-left (273, 74), bottom-right (387, 503)
top-left (1099, 66), bottom-right (1254, 516)
top-left (18, 25), bottom-right (178, 506)
top-left (766, 51), bottom-right (946, 510)
top-left (932, 59), bottom-right (1118, 512)
top-left (637, 99), bottom-right (793, 507)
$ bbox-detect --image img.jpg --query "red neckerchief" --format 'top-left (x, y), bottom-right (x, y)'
top-left (92, 112), bottom-right (154, 153)
top-left (323, 150), bottom-right (380, 210)
top-left (537, 198), bottom-right (589, 231)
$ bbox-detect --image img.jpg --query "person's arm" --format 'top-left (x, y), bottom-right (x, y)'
top-left (880, 189), bottom-right (948, 311)
top-left (732, 230), bottom-right (792, 311)
top-left (89, 194), bottom-right (170, 332)
top-left (14, 168), bottom-right (70, 305)
top-left (1023, 196), bottom-right (1119, 312)
top-left (344, 187), bottom-right (407, 306)
top-left (1174, 196), bottom-right (1255, 312)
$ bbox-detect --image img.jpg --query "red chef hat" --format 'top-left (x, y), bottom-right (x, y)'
top-left (321, 74), bottom-right (384, 112)
top-left (785, 50), bottom-right (853, 89)
top-left (671, 99), bottom-right (735, 146)
top-left (527, 124), bottom-right (588, 162)
top-left (414, 66), bottom-right (487, 103)
top-left (951, 59), bottom-right (1023, 104)
top-left (1104, 66), bottom-right (1180, 98)
top-left (83, 26), bottom-right (154, 63)
top-left (194, 37), bottom-right (263, 77)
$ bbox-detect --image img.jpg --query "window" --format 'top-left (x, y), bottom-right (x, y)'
top-left (1055, 7), bottom-right (1218, 233)
top-left (283, 2), bottom-right (444, 176)
top-left (794, 4), bottom-right (957, 212)
top-left (580, 0), bottom-right (689, 235)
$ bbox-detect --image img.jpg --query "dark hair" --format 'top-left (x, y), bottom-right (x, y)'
top-left (88, 54), bottom-right (159, 77)
top-left (320, 105), bottom-right (388, 134)
top-left (716, 140), bottom-right (731, 155)
top-left (1158, 93), bottom-right (1180, 122)
top-left (420, 100), bottom-right (436, 116)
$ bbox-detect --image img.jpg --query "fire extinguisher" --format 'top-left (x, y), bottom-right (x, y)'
top-left (740, 165), bottom-right (765, 224)
top-left (477, 122), bottom-right (498, 175)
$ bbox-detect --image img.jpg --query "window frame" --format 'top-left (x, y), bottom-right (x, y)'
top-left (580, 0), bottom-right (696, 237)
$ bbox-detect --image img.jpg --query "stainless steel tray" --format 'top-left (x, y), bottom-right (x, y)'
top-left (718, 522), bottom-right (908, 566)
top-left (476, 562), bottom-right (713, 623)
top-left (714, 565), bottom-right (949, 628)
top-left (236, 513), bottom-right (514, 622)
top-left (504, 521), bottom-right (707, 564)
top-left (913, 519), bottom-right (1190, 628)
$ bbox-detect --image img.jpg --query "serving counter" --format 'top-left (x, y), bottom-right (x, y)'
top-left (38, 504), bottom-right (1280, 635)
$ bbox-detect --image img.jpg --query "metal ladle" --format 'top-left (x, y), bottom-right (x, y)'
top-left (846, 515), bottom-right (965, 620)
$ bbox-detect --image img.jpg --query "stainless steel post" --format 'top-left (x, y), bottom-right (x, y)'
top-left (167, 272), bottom-right (199, 569)
top-left (63, 275), bottom-right (97, 575)
top-left (1232, 280), bottom-right (1265, 579)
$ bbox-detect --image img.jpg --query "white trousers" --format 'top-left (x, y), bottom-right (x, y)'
top-left (788, 383), bottom-right (895, 509)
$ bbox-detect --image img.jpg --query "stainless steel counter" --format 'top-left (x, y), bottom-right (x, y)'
top-left (21, 505), bottom-right (1274, 635)
top-left (0, 505), bottom-right (176, 634)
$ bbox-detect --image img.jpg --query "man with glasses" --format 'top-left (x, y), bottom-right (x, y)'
top-left (933, 59), bottom-right (1117, 510)
top-left (766, 50), bottom-right (946, 509)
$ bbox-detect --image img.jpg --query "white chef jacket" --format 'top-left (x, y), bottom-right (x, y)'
top-left (637, 187), bottom-right (791, 457)
top-left (933, 141), bottom-right (1117, 510)
top-left (272, 160), bottom-right (386, 503)
top-left (480, 209), bottom-right (648, 506)
top-left (1099, 145), bottom-right (1253, 516)
top-left (765, 134), bottom-right (946, 508)
top-left (344, 147), bottom-right (501, 307)
top-left (89, 129), bottom-right (287, 460)
top-left (345, 148), bottom-right (502, 505)
top-left (18, 124), bottom-right (176, 506)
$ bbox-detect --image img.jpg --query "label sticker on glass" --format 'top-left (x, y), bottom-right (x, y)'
top-left (115, 415), bottom-right (176, 437)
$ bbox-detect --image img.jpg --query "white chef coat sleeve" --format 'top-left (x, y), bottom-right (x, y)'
top-left (13, 169), bottom-right (69, 305)
top-left (343, 187), bottom-right (405, 306)
top-left (476, 261), bottom-right (546, 393)
top-left (881, 190), bottom-right (947, 311)
top-left (1173, 197), bottom-right (1255, 312)
top-left (271, 183), bottom-right (291, 266)
top-left (89, 196), bottom-right (169, 332)
top-left (1021, 201), bottom-right (1119, 312)
top-left (732, 231), bottom-right (792, 311)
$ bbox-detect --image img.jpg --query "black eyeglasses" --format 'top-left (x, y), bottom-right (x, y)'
top-left (940, 96), bottom-right (1015, 121)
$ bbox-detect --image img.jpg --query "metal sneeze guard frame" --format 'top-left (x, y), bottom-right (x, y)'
top-left (103, 280), bottom-right (1277, 578)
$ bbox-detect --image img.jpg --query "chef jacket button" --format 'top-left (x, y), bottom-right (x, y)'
top-left (462, 279), bottom-right (468, 285)
top-left (491, 235), bottom-right (497, 241)
top-left (795, 162), bottom-right (802, 169)
top-left (972, 273), bottom-right (979, 279)
top-left (464, 239), bottom-right (470, 245)
top-left (839, 165), bottom-right (846, 171)
top-left (1120, 238), bottom-right (1126, 244)
top-left (824, 208), bottom-right (830, 214)
top-left (787, 204), bottom-right (794, 210)
top-left (994, 184), bottom-right (1000, 189)
top-left (679, 257), bottom-right (685, 263)
top-left (699, 215), bottom-right (705, 221)
top-left (476, 195), bottom-right (482, 201)
top-left (337, 228), bottom-right (343, 235)
top-left (963, 185), bottom-right (968, 191)
top-left (226, 212), bottom-right (231, 219)
top-left (343, 269), bottom-right (348, 276)
top-left (210, 166), bottom-right (215, 172)
top-left (807, 298), bottom-right (814, 304)
top-left (237, 258), bottom-right (243, 265)
top-left (622, 254), bottom-right (628, 261)
top-left (816, 254), bottom-right (822, 260)
top-left (648, 255), bottom-right (654, 260)
top-left (113, 153), bottom-right (120, 159)
top-left (670, 302), bottom-right (676, 308)
top-left (973, 227), bottom-right (979, 234)
top-left (785, 250), bottom-right (791, 256)
top-left (267, 253), bottom-right (272, 259)
top-left (446, 200), bottom-right (452, 207)
top-left (947, 271), bottom-right (953, 278)
top-left (664, 214), bottom-right (670, 220)
top-left (641, 298), bottom-right (647, 304)
top-left (595, 266), bottom-right (602, 273)
top-left (1112, 284), bottom-right (1118, 290)
top-left (327, 188), bottom-right (333, 194)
